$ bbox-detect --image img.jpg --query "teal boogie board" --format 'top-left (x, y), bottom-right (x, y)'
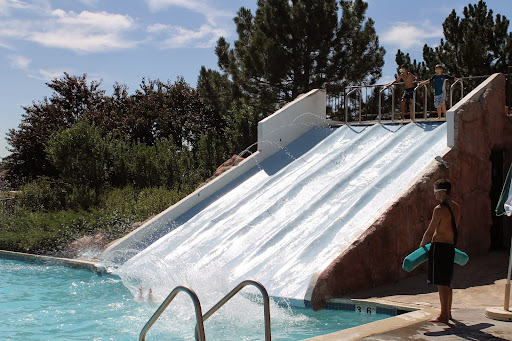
top-left (402, 243), bottom-right (469, 272)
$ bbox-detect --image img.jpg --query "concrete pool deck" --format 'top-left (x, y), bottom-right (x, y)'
top-left (308, 250), bottom-right (512, 340)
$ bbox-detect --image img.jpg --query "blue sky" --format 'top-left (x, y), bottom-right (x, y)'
top-left (1, 0), bottom-right (511, 158)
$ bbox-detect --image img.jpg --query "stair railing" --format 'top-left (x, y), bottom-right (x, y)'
top-left (139, 286), bottom-right (206, 341)
top-left (196, 280), bottom-right (271, 341)
top-left (450, 79), bottom-right (464, 108)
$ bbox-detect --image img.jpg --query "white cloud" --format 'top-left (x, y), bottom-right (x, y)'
top-left (0, 0), bottom-right (8, 16)
top-left (8, 54), bottom-right (30, 69)
top-left (145, 0), bottom-right (232, 49)
top-left (26, 10), bottom-right (136, 52)
top-left (145, 0), bottom-right (232, 26)
top-left (149, 23), bottom-right (228, 48)
top-left (30, 68), bottom-right (67, 81)
top-left (0, 7), bottom-right (138, 53)
top-left (381, 21), bottom-right (443, 50)
top-left (0, 0), bottom-right (47, 16)
top-left (79, 0), bottom-right (100, 7)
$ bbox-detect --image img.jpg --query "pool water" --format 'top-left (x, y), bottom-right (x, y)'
top-left (0, 257), bottom-right (391, 340)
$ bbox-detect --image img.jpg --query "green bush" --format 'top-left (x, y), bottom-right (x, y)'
top-left (135, 187), bottom-right (181, 219)
top-left (0, 208), bottom-right (134, 254)
top-left (16, 177), bottom-right (67, 212)
top-left (103, 186), bottom-right (138, 217)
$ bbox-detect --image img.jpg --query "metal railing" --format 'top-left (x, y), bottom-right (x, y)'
top-left (326, 73), bottom-right (499, 124)
top-left (378, 86), bottom-right (395, 123)
top-left (412, 84), bottom-right (428, 121)
top-left (344, 88), bottom-right (362, 123)
top-left (197, 280), bottom-right (271, 341)
top-left (139, 286), bottom-right (206, 341)
top-left (140, 280), bottom-right (271, 341)
top-left (450, 79), bottom-right (464, 108)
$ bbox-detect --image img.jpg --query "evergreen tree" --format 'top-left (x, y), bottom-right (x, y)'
top-left (394, 49), bottom-right (428, 80)
top-left (422, 0), bottom-right (512, 76)
top-left (213, 0), bottom-right (385, 117)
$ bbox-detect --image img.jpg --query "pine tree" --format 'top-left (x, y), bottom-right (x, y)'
top-left (213, 0), bottom-right (385, 117)
top-left (422, 0), bottom-right (512, 76)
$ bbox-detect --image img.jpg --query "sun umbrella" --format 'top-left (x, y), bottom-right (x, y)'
top-left (486, 163), bottom-right (512, 321)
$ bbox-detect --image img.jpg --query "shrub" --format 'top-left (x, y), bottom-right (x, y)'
top-left (16, 177), bottom-right (67, 212)
top-left (135, 187), bottom-right (181, 219)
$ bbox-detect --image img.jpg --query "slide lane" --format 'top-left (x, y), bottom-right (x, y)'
top-left (117, 123), bottom-right (447, 301)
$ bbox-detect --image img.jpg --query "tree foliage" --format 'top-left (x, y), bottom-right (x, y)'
top-left (5, 73), bottom-right (105, 185)
top-left (4, 74), bottom-right (221, 187)
top-left (422, 0), bottom-right (512, 76)
top-left (210, 0), bottom-right (385, 116)
top-left (394, 49), bottom-right (428, 80)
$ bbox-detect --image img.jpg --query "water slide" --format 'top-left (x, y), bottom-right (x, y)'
top-left (113, 121), bottom-right (447, 302)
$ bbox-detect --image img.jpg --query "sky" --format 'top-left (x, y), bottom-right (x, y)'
top-left (1, 0), bottom-right (511, 159)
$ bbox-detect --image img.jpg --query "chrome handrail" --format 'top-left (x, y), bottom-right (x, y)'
top-left (197, 280), bottom-right (271, 341)
top-left (450, 79), bottom-right (464, 108)
top-left (345, 88), bottom-right (362, 124)
top-left (139, 286), bottom-right (206, 341)
top-left (378, 86), bottom-right (395, 123)
top-left (412, 84), bottom-right (428, 121)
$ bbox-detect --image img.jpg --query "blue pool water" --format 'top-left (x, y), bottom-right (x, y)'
top-left (0, 257), bottom-right (392, 340)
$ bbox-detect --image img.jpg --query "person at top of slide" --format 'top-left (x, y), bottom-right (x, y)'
top-left (418, 64), bottom-right (462, 119)
top-left (420, 179), bottom-right (461, 323)
top-left (386, 64), bottom-right (417, 121)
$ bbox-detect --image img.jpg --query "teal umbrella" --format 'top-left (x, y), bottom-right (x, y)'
top-left (489, 163), bottom-right (512, 317)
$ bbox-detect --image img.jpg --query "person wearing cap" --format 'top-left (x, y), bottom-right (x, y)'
top-left (418, 64), bottom-right (461, 119)
top-left (386, 64), bottom-right (418, 121)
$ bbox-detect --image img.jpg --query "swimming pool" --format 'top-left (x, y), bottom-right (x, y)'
top-left (0, 256), bottom-right (393, 340)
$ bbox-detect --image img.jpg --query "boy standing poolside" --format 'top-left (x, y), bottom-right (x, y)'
top-left (418, 64), bottom-right (461, 119)
top-left (386, 64), bottom-right (417, 121)
top-left (420, 179), bottom-right (461, 323)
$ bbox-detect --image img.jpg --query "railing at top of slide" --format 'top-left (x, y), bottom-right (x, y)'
top-left (326, 74), bottom-right (498, 124)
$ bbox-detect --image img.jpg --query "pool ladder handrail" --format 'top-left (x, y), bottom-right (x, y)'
top-left (139, 280), bottom-right (271, 341)
top-left (139, 285), bottom-right (206, 341)
top-left (196, 279), bottom-right (271, 341)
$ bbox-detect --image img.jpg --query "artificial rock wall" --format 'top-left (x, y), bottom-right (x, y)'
top-left (311, 73), bottom-right (512, 310)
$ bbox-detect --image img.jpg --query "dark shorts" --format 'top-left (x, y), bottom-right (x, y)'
top-left (428, 242), bottom-right (455, 286)
top-left (402, 87), bottom-right (414, 100)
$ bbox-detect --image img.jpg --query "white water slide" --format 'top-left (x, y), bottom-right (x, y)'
top-left (116, 122), bottom-right (447, 302)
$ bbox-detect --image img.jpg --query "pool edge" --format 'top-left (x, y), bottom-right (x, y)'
top-left (0, 250), bottom-right (105, 274)
top-left (302, 300), bottom-right (437, 341)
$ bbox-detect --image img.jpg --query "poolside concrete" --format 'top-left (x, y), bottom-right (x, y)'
top-left (307, 250), bottom-right (512, 340)
top-left (0, 249), bottom-right (104, 273)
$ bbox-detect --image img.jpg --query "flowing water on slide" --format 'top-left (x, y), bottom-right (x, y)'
top-left (113, 122), bottom-right (447, 306)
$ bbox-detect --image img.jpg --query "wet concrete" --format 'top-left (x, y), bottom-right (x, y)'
top-left (306, 250), bottom-right (512, 340)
